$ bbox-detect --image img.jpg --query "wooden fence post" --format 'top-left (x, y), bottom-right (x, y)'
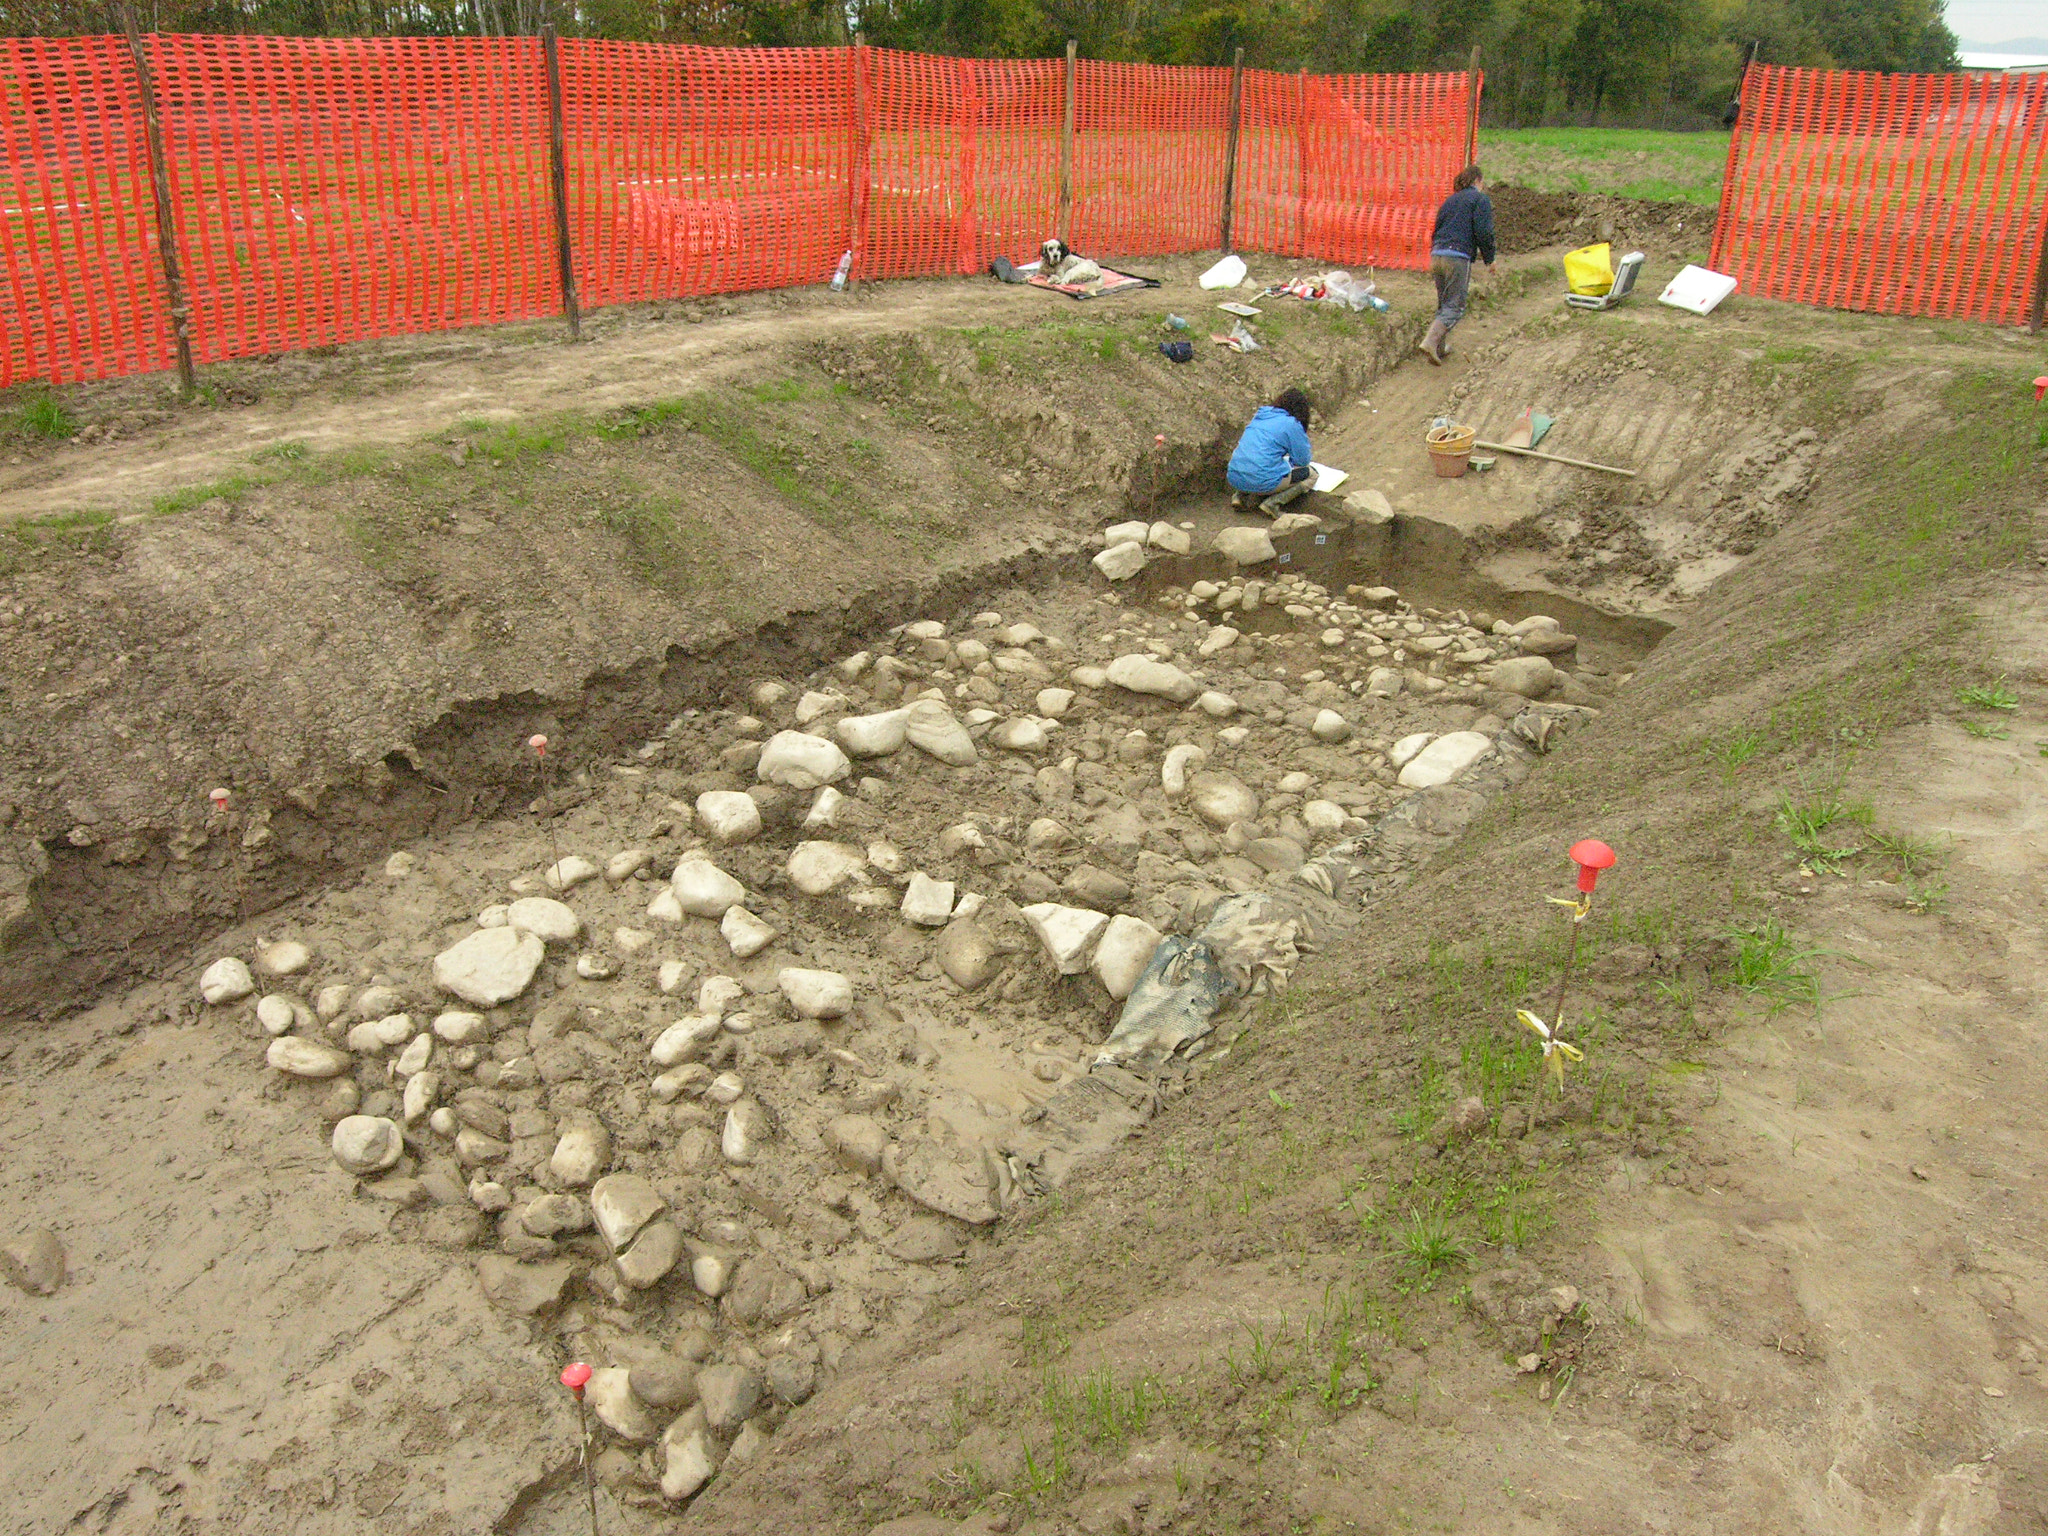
top-left (1294, 66), bottom-right (1307, 257)
top-left (956, 57), bottom-right (979, 275)
top-left (1464, 45), bottom-right (1482, 167)
top-left (118, 2), bottom-right (195, 394)
top-left (850, 45), bottom-right (872, 285)
top-left (1219, 46), bottom-right (1244, 254)
top-left (2029, 212), bottom-right (2048, 333)
top-left (541, 25), bottom-right (581, 341)
top-left (1059, 39), bottom-right (1077, 246)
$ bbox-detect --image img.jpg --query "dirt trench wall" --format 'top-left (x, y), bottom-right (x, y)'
top-left (0, 299), bottom-right (1423, 1020)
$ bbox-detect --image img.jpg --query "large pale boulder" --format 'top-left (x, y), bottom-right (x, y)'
top-left (1104, 654), bottom-right (1199, 703)
top-left (1397, 731), bottom-right (1494, 788)
top-left (671, 859), bottom-right (746, 918)
top-left (1021, 903), bottom-right (1109, 975)
top-left (1188, 773), bottom-right (1259, 828)
top-left (835, 709), bottom-right (910, 757)
top-left (778, 967), bottom-right (854, 1019)
top-left (433, 927), bottom-right (545, 1006)
top-left (695, 791), bottom-right (763, 845)
top-left (786, 841), bottom-right (868, 896)
top-left (756, 730), bottom-right (851, 790)
top-left (1092, 914), bottom-right (1163, 1000)
top-left (506, 897), bottom-right (579, 944)
top-left (903, 700), bottom-right (977, 765)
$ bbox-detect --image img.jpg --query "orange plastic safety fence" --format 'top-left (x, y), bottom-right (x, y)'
top-left (147, 34), bottom-right (559, 363)
top-left (1071, 61), bottom-right (1230, 258)
top-left (1234, 68), bottom-right (1472, 270)
top-left (965, 57), bottom-right (1063, 271)
top-left (6, 37), bottom-right (1481, 386)
top-left (564, 42), bottom-right (856, 306)
top-left (0, 37), bottom-right (171, 387)
top-left (1712, 64), bottom-right (2048, 326)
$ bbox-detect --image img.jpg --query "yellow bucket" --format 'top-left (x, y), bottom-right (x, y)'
top-left (1564, 242), bottom-right (1615, 296)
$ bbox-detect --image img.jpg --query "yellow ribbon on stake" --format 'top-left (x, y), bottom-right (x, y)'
top-left (1515, 1009), bottom-right (1583, 1095)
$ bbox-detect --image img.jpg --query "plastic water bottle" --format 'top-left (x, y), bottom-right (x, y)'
top-left (1362, 293), bottom-right (1392, 314)
top-left (829, 251), bottom-right (852, 292)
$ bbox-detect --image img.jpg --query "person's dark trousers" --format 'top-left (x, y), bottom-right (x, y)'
top-left (1422, 254), bottom-right (1471, 362)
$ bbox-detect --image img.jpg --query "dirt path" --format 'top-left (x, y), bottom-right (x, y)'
top-left (1571, 593), bottom-right (2048, 1529)
top-left (0, 260), bottom-right (1439, 524)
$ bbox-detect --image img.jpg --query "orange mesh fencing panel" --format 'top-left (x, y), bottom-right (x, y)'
top-left (1237, 68), bottom-right (1471, 271)
top-left (1302, 71), bottom-right (1470, 270)
top-left (861, 48), bottom-right (970, 280)
top-left (1234, 70), bottom-right (1306, 259)
top-left (565, 42), bottom-right (855, 305)
top-left (0, 38), bottom-right (170, 386)
top-left (1713, 65), bottom-right (2048, 326)
top-left (147, 33), bottom-right (558, 363)
top-left (966, 57), bottom-right (1061, 271)
top-left (1071, 61), bottom-right (1229, 258)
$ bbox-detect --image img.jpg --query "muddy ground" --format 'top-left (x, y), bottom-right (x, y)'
top-left (2, 205), bottom-right (2047, 1536)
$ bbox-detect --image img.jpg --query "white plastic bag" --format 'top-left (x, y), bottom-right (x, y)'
top-left (1199, 254), bottom-right (1247, 290)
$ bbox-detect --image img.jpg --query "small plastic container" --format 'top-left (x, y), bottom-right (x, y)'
top-left (1426, 423), bottom-right (1476, 478)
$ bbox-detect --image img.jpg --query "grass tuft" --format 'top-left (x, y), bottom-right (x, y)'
top-left (1956, 677), bottom-right (2018, 712)
top-left (15, 392), bottom-right (76, 439)
top-left (1724, 918), bottom-right (1833, 1013)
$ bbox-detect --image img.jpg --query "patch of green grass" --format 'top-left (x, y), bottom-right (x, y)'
top-left (1961, 720), bottom-right (2011, 740)
top-left (0, 508), bottom-right (115, 576)
top-left (1395, 1205), bottom-right (1472, 1288)
top-left (1460, 1030), bottom-right (1540, 1109)
top-left (13, 391), bottom-right (76, 438)
top-left (1392, 1052), bottom-right (1447, 1140)
top-left (252, 439), bottom-right (308, 463)
top-left (152, 473), bottom-right (262, 516)
top-left (598, 493), bottom-right (717, 593)
top-left (1831, 372), bottom-right (2036, 625)
top-left (1956, 677), bottom-right (2018, 712)
top-left (1095, 334), bottom-right (1119, 361)
top-left (1478, 126), bottom-right (1728, 205)
top-left (1866, 826), bottom-right (1943, 875)
top-left (1724, 918), bottom-right (1831, 1013)
top-left (747, 377), bottom-right (805, 403)
top-left (1774, 783), bottom-right (1869, 872)
top-left (1901, 878), bottom-right (1948, 915)
top-left (1703, 728), bottom-right (1764, 789)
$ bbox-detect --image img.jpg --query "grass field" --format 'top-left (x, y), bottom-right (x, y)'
top-left (1479, 126), bottom-right (1731, 205)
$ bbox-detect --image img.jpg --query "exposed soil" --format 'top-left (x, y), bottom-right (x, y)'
top-left (0, 253), bottom-right (1422, 1018)
top-left (3, 210), bottom-right (2047, 1536)
top-left (1489, 183), bottom-right (1717, 262)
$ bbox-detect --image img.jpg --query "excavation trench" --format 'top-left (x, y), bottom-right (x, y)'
top-left (0, 264), bottom-right (1827, 1536)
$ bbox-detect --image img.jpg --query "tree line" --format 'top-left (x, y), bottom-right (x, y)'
top-left (7, 0), bottom-right (1959, 126)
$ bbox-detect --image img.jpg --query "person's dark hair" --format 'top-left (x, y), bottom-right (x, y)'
top-left (1273, 387), bottom-right (1312, 429)
top-left (1454, 163), bottom-right (1484, 191)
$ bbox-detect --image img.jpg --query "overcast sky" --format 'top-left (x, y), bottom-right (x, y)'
top-left (1945, 0), bottom-right (2046, 44)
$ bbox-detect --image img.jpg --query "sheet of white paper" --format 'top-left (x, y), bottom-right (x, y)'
top-left (1310, 462), bottom-right (1349, 493)
top-left (1657, 264), bottom-right (1737, 316)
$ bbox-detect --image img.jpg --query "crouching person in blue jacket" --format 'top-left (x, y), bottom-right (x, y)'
top-left (1226, 387), bottom-right (1314, 516)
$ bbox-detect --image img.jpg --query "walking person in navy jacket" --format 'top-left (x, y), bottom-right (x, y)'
top-left (1226, 387), bottom-right (1315, 516)
top-left (1422, 165), bottom-right (1497, 364)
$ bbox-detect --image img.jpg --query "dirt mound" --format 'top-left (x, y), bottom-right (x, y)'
top-left (1492, 182), bottom-right (1716, 260)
